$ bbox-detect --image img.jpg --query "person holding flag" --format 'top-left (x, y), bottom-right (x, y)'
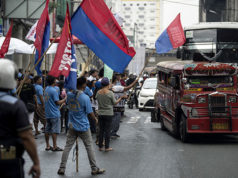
top-left (52, 5), bottom-right (105, 175)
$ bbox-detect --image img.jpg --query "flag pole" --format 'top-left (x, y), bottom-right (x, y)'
top-left (17, 29), bottom-right (63, 96)
top-left (127, 51), bottom-right (154, 101)
top-left (76, 138), bottom-right (79, 172)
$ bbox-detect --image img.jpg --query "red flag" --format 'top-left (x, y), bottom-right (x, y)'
top-left (167, 13), bottom-right (186, 48)
top-left (49, 4), bottom-right (73, 77)
top-left (0, 21), bottom-right (13, 58)
top-left (34, 0), bottom-right (50, 57)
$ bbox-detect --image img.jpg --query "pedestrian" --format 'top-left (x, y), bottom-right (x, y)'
top-left (19, 75), bottom-right (37, 114)
top-left (87, 69), bottom-right (98, 82)
top-left (96, 77), bottom-right (127, 151)
top-left (0, 59), bottom-right (40, 178)
top-left (111, 75), bottom-right (138, 138)
top-left (58, 77), bottom-right (105, 175)
top-left (44, 75), bottom-right (67, 152)
top-left (33, 76), bottom-right (46, 136)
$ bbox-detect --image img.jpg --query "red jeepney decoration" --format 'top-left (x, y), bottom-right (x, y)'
top-left (185, 63), bottom-right (236, 75)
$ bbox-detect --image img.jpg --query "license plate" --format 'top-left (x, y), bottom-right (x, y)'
top-left (212, 122), bottom-right (229, 130)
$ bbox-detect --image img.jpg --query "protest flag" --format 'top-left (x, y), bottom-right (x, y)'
top-left (0, 21), bottom-right (13, 58)
top-left (155, 13), bottom-right (185, 54)
top-left (49, 4), bottom-right (77, 90)
top-left (71, 0), bottom-right (136, 73)
top-left (34, 0), bottom-right (50, 75)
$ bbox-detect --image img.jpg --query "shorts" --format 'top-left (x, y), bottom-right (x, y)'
top-left (45, 118), bottom-right (61, 134)
top-left (33, 104), bottom-right (46, 125)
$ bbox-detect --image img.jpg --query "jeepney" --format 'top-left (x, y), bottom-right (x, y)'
top-left (151, 60), bottom-right (238, 142)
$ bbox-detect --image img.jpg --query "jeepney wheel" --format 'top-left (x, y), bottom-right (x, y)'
top-left (179, 114), bottom-right (189, 143)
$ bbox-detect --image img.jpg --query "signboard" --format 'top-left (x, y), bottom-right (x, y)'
top-left (104, 64), bottom-right (113, 80)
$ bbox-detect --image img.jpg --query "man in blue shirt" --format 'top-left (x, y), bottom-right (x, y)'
top-left (58, 77), bottom-right (105, 176)
top-left (33, 76), bottom-right (46, 136)
top-left (44, 75), bottom-right (66, 152)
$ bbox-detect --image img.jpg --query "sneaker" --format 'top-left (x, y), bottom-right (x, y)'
top-left (57, 168), bottom-right (65, 175)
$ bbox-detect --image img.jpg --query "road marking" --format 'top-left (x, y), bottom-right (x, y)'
top-left (127, 117), bottom-right (140, 123)
top-left (144, 117), bottom-right (151, 124)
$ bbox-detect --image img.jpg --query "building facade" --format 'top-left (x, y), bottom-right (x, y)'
top-left (199, 0), bottom-right (238, 22)
top-left (120, 0), bottom-right (160, 49)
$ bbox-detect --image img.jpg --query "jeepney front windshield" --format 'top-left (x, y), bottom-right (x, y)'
top-left (187, 76), bottom-right (233, 88)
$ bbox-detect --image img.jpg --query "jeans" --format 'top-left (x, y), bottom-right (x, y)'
top-left (59, 125), bottom-right (98, 171)
top-left (111, 112), bottom-right (121, 136)
top-left (98, 115), bottom-right (113, 149)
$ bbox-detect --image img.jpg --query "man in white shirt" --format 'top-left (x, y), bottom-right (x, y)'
top-left (111, 75), bottom-right (138, 137)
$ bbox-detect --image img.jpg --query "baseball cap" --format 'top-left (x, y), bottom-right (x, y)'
top-left (101, 77), bottom-right (109, 86)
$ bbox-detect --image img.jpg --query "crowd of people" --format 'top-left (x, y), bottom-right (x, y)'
top-left (0, 58), bottom-right (141, 177)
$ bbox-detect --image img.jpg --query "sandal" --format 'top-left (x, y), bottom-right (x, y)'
top-left (105, 148), bottom-right (113, 152)
top-left (52, 147), bottom-right (63, 152)
top-left (45, 146), bottom-right (53, 151)
top-left (99, 148), bottom-right (104, 151)
top-left (91, 168), bottom-right (106, 175)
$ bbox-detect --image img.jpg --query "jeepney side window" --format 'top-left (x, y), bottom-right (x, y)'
top-left (159, 72), bottom-right (166, 84)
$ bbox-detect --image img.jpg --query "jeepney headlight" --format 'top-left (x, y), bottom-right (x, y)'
top-left (182, 94), bottom-right (196, 103)
top-left (229, 96), bottom-right (237, 103)
top-left (198, 97), bottom-right (206, 104)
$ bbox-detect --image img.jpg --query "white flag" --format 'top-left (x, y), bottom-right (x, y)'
top-left (25, 20), bottom-right (38, 42)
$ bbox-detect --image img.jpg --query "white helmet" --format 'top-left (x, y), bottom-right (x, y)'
top-left (0, 59), bottom-right (18, 90)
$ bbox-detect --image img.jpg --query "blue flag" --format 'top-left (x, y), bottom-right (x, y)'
top-left (64, 44), bottom-right (77, 90)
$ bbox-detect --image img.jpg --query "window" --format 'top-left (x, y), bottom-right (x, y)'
top-left (139, 7), bottom-right (144, 10)
top-left (150, 26), bottom-right (155, 29)
top-left (130, 3), bottom-right (133, 6)
top-left (125, 23), bottom-right (130, 26)
top-left (150, 18), bottom-right (155, 21)
top-left (139, 15), bottom-right (144, 18)
top-left (144, 3), bottom-right (147, 6)
top-left (139, 23), bottom-right (144, 27)
top-left (125, 15), bottom-right (130, 18)
top-left (125, 7), bottom-right (131, 10)
top-left (123, 3), bottom-right (126, 6)
top-left (137, 3), bottom-right (140, 6)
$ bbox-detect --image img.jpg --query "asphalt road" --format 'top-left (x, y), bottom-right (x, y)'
top-left (24, 107), bottom-right (238, 178)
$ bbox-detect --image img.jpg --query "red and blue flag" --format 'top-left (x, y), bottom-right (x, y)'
top-left (49, 4), bottom-right (77, 90)
top-left (71, 0), bottom-right (136, 73)
top-left (155, 14), bottom-right (185, 54)
top-left (34, 0), bottom-right (50, 75)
